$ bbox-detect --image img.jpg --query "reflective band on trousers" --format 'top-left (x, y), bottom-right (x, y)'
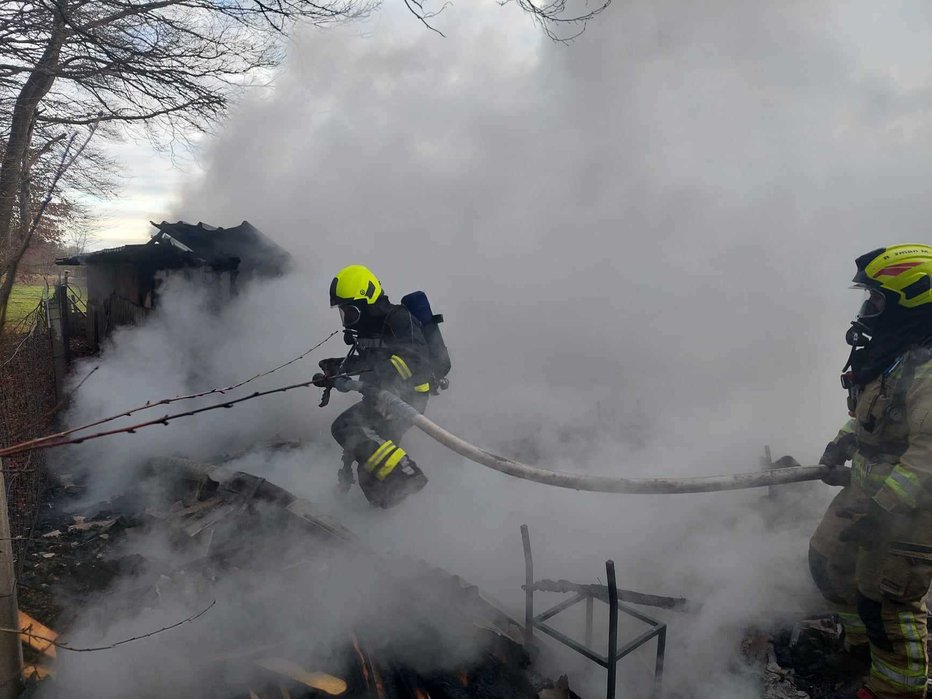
top-left (364, 440), bottom-right (407, 480)
top-left (871, 655), bottom-right (928, 691)
top-left (376, 447), bottom-right (406, 480)
top-left (899, 612), bottom-right (926, 676)
top-left (366, 441), bottom-right (396, 470)
top-left (882, 465), bottom-right (922, 509)
top-left (414, 383), bottom-right (430, 393)
top-left (390, 355), bottom-right (413, 379)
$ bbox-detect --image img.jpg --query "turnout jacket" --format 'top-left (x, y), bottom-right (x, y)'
top-left (342, 301), bottom-right (433, 396)
top-left (828, 347), bottom-right (932, 513)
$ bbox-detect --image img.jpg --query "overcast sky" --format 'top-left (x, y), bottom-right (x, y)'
top-left (54, 2), bottom-right (932, 696)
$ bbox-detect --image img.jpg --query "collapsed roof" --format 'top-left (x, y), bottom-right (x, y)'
top-left (149, 221), bottom-right (291, 278)
top-left (57, 220), bottom-right (291, 278)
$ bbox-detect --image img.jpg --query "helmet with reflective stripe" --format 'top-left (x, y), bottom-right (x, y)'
top-left (329, 265), bottom-right (382, 307)
top-left (853, 245), bottom-right (932, 310)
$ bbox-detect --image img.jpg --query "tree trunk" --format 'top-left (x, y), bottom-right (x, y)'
top-left (0, 14), bottom-right (65, 254)
top-left (0, 462), bottom-right (22, 698)
top-left (0, 15), bottom-right (65, 326)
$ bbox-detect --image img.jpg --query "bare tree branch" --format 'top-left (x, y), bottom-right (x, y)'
top-left (403, 0), bottom-right (449, 37)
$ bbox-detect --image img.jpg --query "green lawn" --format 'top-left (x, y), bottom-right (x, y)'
top-left (5, 284), bottom-right (46, 326)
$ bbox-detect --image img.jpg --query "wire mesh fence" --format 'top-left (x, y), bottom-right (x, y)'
top-left (0, 296), bottom-right (56, 575)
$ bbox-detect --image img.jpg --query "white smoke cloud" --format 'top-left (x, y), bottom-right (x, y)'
top-left (45, 1), bottom-right (932, 696)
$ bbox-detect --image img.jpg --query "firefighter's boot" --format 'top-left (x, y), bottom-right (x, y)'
top-left (358, 455), bottom-right (427, 509)
top-left (378, 456), bottom-right (428, 508)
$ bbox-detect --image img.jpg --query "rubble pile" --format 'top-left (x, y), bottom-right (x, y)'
top-left (17, 458), bottom-right (579, 698)
top-left (19, 481), bottom-right (145, 628)
top-left (744, 617), bottom-right (877, 699)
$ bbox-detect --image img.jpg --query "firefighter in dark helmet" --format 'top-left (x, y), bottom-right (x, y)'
top-left (809, 245), bottom-right (932, 699)
top-left (314, 264), bottom-right (429, 508)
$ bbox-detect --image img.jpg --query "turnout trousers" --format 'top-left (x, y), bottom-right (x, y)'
top-left (331, 392), bottom-right (429, 506)
top-left (810, 483), bottom-right (932, 698)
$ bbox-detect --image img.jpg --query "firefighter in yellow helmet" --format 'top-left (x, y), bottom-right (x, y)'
top-left (314, 265), bottom-right (429, 508)
top-left (810, 245), bottom-right (932, 699)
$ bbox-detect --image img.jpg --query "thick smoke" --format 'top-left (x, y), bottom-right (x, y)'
top-left (45, 1), bottom-right (932, 696)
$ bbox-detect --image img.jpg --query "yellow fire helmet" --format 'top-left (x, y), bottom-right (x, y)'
top-left (853, 244), bottom-right (932, 310)
top-left (329, 265), bottom-right (382, 307)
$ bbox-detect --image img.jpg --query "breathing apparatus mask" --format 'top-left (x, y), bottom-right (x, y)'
top-left (841, 286), bottom-right (890, 414)
top-left (845, 287), bottom-right (885, 348)
top-left (337, 300), bottom-right (366, 328)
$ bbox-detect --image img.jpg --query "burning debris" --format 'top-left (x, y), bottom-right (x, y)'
top-left (17, 457), bottom-right (583, 698)
top-left (741, 616), bottom-right (893, 699)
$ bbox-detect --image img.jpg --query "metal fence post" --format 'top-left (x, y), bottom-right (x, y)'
top-left (654, 626), bottom-right (666, 699)
top-left (0, 460), bottom-right (22, 697)
top-left (521, 524), bottom-right (534, 647)
top-left (606, 560), bottom-right (618, 699)
top-left (46, 286), bottom-right (67, 401)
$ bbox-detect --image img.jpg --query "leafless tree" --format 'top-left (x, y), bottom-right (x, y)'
top-left (505, 0), bottom-right (612, 40)
top-left (64, 220), bottom-right (95, 257)
top-left (0, 0), bottom-right (610, 323)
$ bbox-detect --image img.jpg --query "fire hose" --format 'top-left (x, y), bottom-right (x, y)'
top-left (331, 378), bottom-right (835, 495)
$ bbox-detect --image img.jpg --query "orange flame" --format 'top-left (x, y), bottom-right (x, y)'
top-left (414, 690), bottom-right (431, 699)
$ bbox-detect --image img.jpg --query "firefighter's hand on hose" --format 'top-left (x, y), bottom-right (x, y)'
top-left (820, 465), bottom-right (852, 487)
top-left (312, 373), bottom-right (332, 388)
top-left (819, 434), bottom-right (856, 486)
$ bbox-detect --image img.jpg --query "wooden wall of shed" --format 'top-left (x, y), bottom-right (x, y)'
top-left (86, 262), bottom-right (145, 306)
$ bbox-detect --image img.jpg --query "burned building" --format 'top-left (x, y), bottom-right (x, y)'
top-left (57, 220), bottom-right (290, 351)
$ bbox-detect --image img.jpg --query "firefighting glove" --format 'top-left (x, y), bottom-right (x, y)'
top-left (838, 501), bottom-right (889, 544)
top-left (312, 373), bottom-right (332, 388)
top-left (318, 357), bottom-right (344, 377)
top-left (820, 433), bottom-right (856, 486)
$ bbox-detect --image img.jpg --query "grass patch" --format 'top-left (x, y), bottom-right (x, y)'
top-left (5, 284), bottom-right (46, 327)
